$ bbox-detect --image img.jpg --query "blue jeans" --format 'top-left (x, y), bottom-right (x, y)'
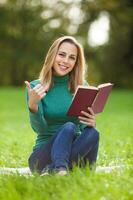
top-left (28, 122), bottom-right (99, 173)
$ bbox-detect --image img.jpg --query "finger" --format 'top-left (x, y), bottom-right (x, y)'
top-left (79, 117), bottom-right (95, 125)
top-left (36, 86), bottom-right (47, 93)
top-left (40, 92), bottom-right (47, 99)
top-left (42, 84), bottom-right (49, 92)
top-left (25, 81), bottom-right (31, 90)
top-left (33, 84), bottom-right (42, 90)
top-left (87, 107), bottom-right (95, 115)
top-left (33, 92), bottom-right (46, 101)
top-left (80, 111), bottom-right (95, 119)
top-left (79, 115), bottom-right (95, 123)
top-left (38, 91), bottom-right (47, 97)
top-left (79, 120), bottom-right (88, 125)
top-left (79, 120), bottom-right (92, 126)
top-left (79, 120), bottom-right (95, 127)
top-left (78, 116), bottom-right (94, 122)
top-left (35, 87), bottom-right (48, 97)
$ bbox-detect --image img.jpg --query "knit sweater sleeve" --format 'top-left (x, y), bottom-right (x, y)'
top-left (26, 80), bottom-right (48, 134)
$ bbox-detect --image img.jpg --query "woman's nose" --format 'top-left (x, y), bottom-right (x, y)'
top-left (63, 56), bottom-right (69, 63)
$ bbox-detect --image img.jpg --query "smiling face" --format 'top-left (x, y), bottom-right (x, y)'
top-left (53, 42), bottom-right (78, 76)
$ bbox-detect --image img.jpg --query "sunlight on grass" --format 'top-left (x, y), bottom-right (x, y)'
top-left (0, 87), bottom-right (133, 200)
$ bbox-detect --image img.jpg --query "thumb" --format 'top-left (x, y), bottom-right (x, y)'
top-left (25, 81), bottom-right (31, 91)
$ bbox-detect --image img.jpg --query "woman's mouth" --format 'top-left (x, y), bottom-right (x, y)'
top-left (59, 64), bottom-right (69, 71)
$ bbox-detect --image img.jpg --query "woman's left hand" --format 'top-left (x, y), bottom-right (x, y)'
top-left (78, 107), bottom-right (96, 127)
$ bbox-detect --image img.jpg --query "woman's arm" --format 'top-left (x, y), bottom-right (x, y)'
top-left (25, 80), bottom-right (48, 134)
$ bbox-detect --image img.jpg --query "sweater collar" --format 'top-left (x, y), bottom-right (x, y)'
top-left (53, 74), bottom-right (69, 83)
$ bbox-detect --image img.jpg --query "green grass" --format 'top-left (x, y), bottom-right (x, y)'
top-left (0, 87), bottom-right (133, 200)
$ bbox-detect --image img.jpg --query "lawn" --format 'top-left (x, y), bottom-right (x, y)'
top-left (0, 87), bottom-right (133, 200)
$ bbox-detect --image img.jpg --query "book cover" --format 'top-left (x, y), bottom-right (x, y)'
top-left (67, 83), bottom-right (113, 116)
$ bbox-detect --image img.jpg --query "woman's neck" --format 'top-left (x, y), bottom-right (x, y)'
top-left (53, 74), bottom-right (69, 83)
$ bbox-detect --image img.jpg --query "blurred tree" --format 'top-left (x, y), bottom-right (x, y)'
top-left (0, 0), bottom-right (46, 85)
top-left (0, 0), bottom-right (133, 88)
top-left (97, 1), bottom-right (133, 88)
top-left (76, 0), bottom-right (133, 87)
top-left (0, 0), bottom-right (70, 85)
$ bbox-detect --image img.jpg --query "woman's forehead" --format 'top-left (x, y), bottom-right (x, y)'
top-left (58, 42), bottom-right (78, 55)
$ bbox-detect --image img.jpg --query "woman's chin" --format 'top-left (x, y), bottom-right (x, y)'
top-left (53, 70), bottom-right (69, 76)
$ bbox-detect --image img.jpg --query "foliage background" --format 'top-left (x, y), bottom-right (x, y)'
top-left (0, 0), bottom-right (133, 88)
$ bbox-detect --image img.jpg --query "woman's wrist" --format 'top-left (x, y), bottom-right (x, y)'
top-left (28, 102), bottom-right (38, 113)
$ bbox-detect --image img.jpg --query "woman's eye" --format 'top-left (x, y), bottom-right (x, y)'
top-left (59, 53), bottom-right (65, 57)
top-left (70, 57), bottom-right (76, 60)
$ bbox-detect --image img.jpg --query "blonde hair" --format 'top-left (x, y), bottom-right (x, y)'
top-left (39, 36), bottom-right (86, 93)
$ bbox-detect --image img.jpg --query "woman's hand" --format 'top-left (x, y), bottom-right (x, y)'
top-left (25, 81), bottom-right (47, 113)
top-left (78, 107), bottom-right (96, 127)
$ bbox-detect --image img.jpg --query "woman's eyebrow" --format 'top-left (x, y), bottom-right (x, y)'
top-left (58, 51), bottom-right (77, 57)
top-left (58, 51), bottom-right (66, 54)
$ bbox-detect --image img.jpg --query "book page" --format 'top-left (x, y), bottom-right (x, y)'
top-left (78, 85), bottom-right (98, 90)
top-left (98, 83), bottom-right (113, 89)
top-left (92, 84), bottom-right (113, 113)
top-left (73, 85), bottom-right (98, 99)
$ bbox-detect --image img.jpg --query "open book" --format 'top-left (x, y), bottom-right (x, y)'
top-left (67, 83), bottom-right (113, 116)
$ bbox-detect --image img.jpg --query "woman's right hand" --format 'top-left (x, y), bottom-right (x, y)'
top-left (25, 81), bottom-right (47, 113)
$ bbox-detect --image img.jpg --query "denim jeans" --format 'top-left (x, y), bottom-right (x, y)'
top-left (28, 122), bottom-right (99, 174)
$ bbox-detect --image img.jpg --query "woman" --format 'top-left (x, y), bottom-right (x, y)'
top-left (25, 36), bottom-right (99, 176)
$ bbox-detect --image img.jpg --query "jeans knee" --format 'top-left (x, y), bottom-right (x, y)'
top-left (85, 127), bottom-right (100, 144)
top-left (62, 122), bottom-right (76, 135)
top-left (93, 128), bottom-right (100, 143)
top-left (64, 122), bottom-right (76, 129)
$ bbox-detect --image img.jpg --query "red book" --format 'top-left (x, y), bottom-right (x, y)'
top-left (67, 83), bottom-right (113, 116)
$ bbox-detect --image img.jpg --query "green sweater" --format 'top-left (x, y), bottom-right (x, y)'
top-left (27, 74), bottom-right (88, 151)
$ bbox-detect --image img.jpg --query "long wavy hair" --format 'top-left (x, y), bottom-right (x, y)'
top-left (39, 36), bottom-right (86, 94)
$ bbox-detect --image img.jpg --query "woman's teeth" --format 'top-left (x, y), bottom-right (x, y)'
top-left (59, 65), bottom-right (68, 70)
